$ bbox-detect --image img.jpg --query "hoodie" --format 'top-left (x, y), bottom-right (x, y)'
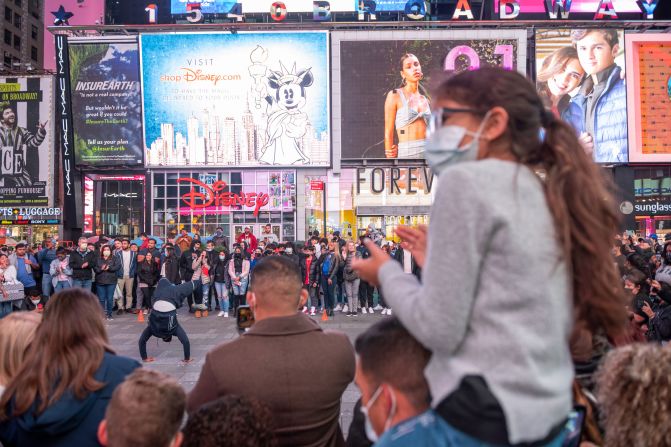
top-left (152, 278), bottom-right (202, 309)
top-left (0, 352), bottom-right (140, 447)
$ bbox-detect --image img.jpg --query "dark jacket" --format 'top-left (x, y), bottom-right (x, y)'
top-left (392, 246), bottom-right (422, 280)
top-left (137, 261), bottom-right (159, 287)
top-left (0, 352), bottom-right (139, 447)
top-left (212, 255), bottom-right (229, 283)
top-left (114, 250), bottom-right (137, 278)
top-left (186, 313), bottom-right (355, 447)
top-left (68, 249), bottom-right (97, 281)
top-left (342, 251), bottom-right (360, 282)
top-left (648, 305), bottom-right (671, 342)
top-left (94, 256), bottom-right (121, 285)
top-left (179, 245), bottom-right (200, 282)
top-left (308, 255), bottom-right (321, 286)
top-left (318, 252), bottom-right (340, 282)
top-left (162, 254), bottom-right (181, 285)
top-left (152, 278), bottom-right (201, 309)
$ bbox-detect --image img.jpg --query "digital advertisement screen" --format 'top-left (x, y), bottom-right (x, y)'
top-left (69, 40), bottom-right (144, 167)
top-left (0, 76), bottom-right (54, 206)
top-left (625, 34), bottom-right (671, 163)
top-left (170, 0), bottom-right (356, 15)
top-left (140, 32), bottom-right (330, 168)
top-left (535, 28), bottom-right (628, 164)
top-left (333, 30), bottom-right (526, 160)
top-left (494, 0), bottom-right (642, 14)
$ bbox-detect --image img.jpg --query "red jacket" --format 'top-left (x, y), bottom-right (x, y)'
top-left (236, 232), bottom-right (258, 253)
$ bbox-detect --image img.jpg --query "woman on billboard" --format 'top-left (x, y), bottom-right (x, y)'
top-left (383, 54), bottom-right (431, 159)
top-left (536, 47), bottom-right (585, 117)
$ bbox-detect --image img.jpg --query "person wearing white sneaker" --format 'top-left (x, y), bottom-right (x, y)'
top-left (341, 304), bottom-right (348, 313)
top-left (387, 308), bottom-right (392, 316)
top-left (368, 306), bottom-right (374, 314)
top-left (310, 306), bottom-right (316, 316)
top-left (334, 303), bottom-right (342, 312)
top-left (362, 307), bottom-right (367, 314)
top-left (381, 308), bottom-right (387, 315)
top-left (217, 311), bottom-right (225, 317)
top-left (373, 304), bottom-right (383, 311)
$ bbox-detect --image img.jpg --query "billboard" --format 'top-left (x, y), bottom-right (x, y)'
top-left (625, 34), bottom-right (671, 163)
top-left (332, 30), bottom-right (527, 160)
top-left (43, 0), bottom-right (105, 70)
top-left (535, 29), bottom-right (628, 164)
top-left (0, 76), bottom-right (54, 206)
top-left (69, 39), bottom-right (144, 166)
top-left (140, 32), bottom-right (329, 168)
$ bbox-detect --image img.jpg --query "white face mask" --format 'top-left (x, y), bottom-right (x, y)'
top-left (219, 255), bottom-right (226, 260)
top-left (285, 248), bottom-right (293, 254)
top-left (424, 111), bottom-right (491, 175)
top-left (360, 385), bottom-right (396, 443)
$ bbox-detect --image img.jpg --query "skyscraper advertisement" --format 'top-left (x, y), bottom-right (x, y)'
top-left (140, 32), bottom-right (330, 168)
top-left (69, 39), bottom-right (144, 166)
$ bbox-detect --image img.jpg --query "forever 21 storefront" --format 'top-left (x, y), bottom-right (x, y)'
top-left (151, 170), bottom-right (297, 243)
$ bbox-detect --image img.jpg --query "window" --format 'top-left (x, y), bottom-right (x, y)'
top-left (31, 25), bottom-right (38, 40)
top-left (13, 13), bottom-right (21, 29)
top-left (4, 7), bottom-right (11, 22)
top-left (3, 52), bottom-right (11, 68)
top-left (4, 30), bottom-right (11, 46)
top-left (29, 0), bottom-right (39, 18)
top-left (14, 0), bottom-right (22, 7)
top-left (30, 46), bottom-right (37, 61)
top-left (13, 35), bottom-right (20, 51)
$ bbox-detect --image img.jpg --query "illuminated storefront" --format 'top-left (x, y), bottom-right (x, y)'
top-left (0, 207), bottom-right (62, 247)
top-left (151, 170), bottom-right (297, 243)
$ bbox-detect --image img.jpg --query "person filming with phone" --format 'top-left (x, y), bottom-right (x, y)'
top-left (187, 256), bottom-right (354, 446)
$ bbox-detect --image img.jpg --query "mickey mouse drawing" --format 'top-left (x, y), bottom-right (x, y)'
top-left (258, 61), bottom-right (313, 165)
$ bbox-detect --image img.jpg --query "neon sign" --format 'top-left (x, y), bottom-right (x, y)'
top-left (177, 177), bottom-right (270, 217)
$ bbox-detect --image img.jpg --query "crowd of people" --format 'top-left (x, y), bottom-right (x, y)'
top-left (2, 67), bottom-right (671, 447)
top-left (0, 224), bottom-right (404, 321)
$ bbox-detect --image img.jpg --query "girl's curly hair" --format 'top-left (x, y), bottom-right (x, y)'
top-left (595, 344), bottom-right (671, 447)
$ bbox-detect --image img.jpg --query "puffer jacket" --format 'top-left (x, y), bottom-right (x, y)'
top-left (138, 261), bottom-right (159, 287)
top-left (561, 64), bottom-right (627, 163)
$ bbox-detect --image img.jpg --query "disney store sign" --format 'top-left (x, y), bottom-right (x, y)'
top-left (177, 177), bottom-right (270, 217)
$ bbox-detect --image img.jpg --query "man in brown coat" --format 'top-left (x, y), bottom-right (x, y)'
top-left (187, 256), bottom-right (355, 447)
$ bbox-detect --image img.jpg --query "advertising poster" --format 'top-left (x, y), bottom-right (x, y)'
top-left (69, 40), bottom-right (144, 166)
top-left (535, 29), bottom-right (628, 164)
top-left (625, 34), bottom-right (671, 163)
top-left (333, 30), bottom-right (526, 160)
top-left (140, 32), bottom-right (329, 168)
top-left (43, 0), bottom-right (105, 70)
top-left (0, 76), bottom-right (53, 206)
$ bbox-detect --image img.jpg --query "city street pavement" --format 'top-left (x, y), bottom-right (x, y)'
top-left (106, 307), bottom-right (386, 435)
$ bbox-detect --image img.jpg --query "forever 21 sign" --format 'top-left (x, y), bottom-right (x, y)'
top-left (356, 167), bottom-right (434, 195)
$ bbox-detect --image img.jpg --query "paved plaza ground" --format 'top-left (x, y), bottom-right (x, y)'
top-left (106, 308), bottom-right (384, 435)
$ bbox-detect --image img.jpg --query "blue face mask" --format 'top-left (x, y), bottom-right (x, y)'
top-left (360, 385), bottom-right (396, 443)
top-left (424, 111), bottom-right (491, 175)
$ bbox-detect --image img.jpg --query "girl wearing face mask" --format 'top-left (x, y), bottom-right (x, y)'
top-left (94, 245), bottom-right (121, 320)
top-left (213, 250), bottom-right (229, 317)
top-left (228, 246), bottom-right (250, 314)
top-left (353, 68), bottom-right (627, 446)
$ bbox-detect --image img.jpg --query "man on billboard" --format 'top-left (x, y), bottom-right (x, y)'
top-left (0, 103), bottom-right (47, 187)
top-left (561, 30), bottom-right (627, 163)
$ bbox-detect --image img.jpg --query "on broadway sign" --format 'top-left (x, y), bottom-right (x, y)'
top-left (177, 177), bottom-right (270, 217)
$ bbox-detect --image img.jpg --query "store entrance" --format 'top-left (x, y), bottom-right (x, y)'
top-left (232, 224), bottom-right (282, 247)
top-left (357, 215), bottom-right (429, 243)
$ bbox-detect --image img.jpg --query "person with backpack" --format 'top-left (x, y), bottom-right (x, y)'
top-left (138, 278), bottom-right (201, 365)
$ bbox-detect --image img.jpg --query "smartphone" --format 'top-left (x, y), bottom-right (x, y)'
top-left (562, 406), bottom-right (586, 447)
top-left (236, 305), bottom-right (255, 332)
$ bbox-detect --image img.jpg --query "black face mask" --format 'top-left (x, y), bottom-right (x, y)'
top-left (234, 253), bottom-right (242, 258)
